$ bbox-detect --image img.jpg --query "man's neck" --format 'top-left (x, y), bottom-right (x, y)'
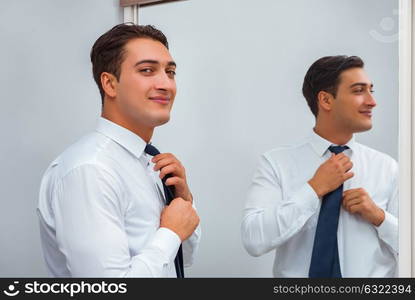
top-left (101, 111), bottom-right (154, 143)
top-left (313, 123), bottom-right (353, 145)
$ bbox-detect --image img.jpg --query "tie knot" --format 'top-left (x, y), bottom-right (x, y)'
top-left (328, 145), bottom-right (349, 154)
top-left (144, 144), bottom-right (160, 156)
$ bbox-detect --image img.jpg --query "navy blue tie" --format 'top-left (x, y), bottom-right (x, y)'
top-left (309, 145), bottom-right (349, 278)
top-left (144, 143), bottom-right (184, 278)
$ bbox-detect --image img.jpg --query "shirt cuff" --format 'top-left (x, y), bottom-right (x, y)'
top-left (375, 211), bottom-right (398, 252)
top-left (149, 227), bottom-right (182, 263)
top-left (300, 183), bottom-right (321, 213)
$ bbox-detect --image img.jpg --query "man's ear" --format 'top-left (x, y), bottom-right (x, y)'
top-left (101, 72), bottom-right (118, 99)
top-left (317, 90), bottom-right (334, 112)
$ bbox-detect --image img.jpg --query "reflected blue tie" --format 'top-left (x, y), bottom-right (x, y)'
top-left (309, 145), bottom-right (349, 278)
top-left (144, 143), bottom-right (184, 278)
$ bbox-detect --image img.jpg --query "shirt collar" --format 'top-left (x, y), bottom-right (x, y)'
top-left (95, 117), bottom-right (147, 160)
top-left (309, 129), bottom-right (356, 157)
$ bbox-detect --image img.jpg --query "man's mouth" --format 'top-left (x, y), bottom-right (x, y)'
top-left (359, 110), bottom-right (372, 117)
top-left (148, 96), bottom-right (170, 104)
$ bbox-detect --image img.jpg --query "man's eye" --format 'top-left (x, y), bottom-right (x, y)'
top-left (353, 89), bottom-right (363, 93)
top-left (167, 70), bottom-right (176, 76)
top-left (139, 68), bottom-right (153, 73)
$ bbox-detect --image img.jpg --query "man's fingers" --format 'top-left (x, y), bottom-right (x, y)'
top-left (151, 153), bottom-right (176, 163)
top-left (343, 194), bottom-right (361, 208)
top-left (343, 161), bottom-right (353, 172)
top-left (333, 155), bottom-right (351, 169)
top-left (343, 188), bottom-right (366, 197)
top-left (326, 153), bottom-right (336, 162)
top-left (348, 203), bottom-right (362, 214)
top-left (153, 157), bottom-right (177, 171)
top-left (342, 171), bottom-right (354, 181)
top-left (333, 153), bottom-right (347, 160)
top-left (159, 165), bottom-right (180, 179)
top-left (333, 153), bottom-right (350, 164)
top-left (343, 188), bottom-right (361, 195)
top-left (165, 176), bottom-right (184, 187)
top-left (159, 164), bottom-right (185, 180)
top-left (343, 190), bottom-right (361, 201)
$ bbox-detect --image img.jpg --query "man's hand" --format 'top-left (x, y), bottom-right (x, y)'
top-left (152, 153), bottom-right (193, 202)
top-left (342, 188), bottom-right (385, 226)
top-left (308, 153), bottom-right (354, 197)
top-left (160, 197), bottom-right (200, 241)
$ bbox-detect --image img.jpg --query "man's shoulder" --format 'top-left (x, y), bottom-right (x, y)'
top-left (263, 138), bottom-right (310, 161)
top-left (354, 142), bottom-right (398, 168)
top-left (38, 131), bottom-right (124, 222)
top-left (45, 131), bottom-right (118, 180)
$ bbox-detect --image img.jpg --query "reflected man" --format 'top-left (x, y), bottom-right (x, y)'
top-left (241, 56), bottom-right (397, 277)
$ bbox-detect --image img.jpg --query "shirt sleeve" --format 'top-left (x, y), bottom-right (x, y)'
top-left (241, 153), bottom-right (320, 257)
top-left (182, 200), bottom-right (201, 268)
top-left (52, 164), bottom-right (181, 277)
top-left (182, 227), bottom-right (201, 268)
top-left (375, 159), bottom-right (398, 255)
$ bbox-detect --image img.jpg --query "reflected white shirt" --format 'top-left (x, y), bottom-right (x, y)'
top-left (38, 117), bottom-right (201, 277)
top-left (241, 131), bottom-right (398, 277)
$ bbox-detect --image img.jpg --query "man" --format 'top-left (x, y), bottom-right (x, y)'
top-left (241, 56), bottom-right (397, 277)
top-left (37, 24), bottom-right (200, 277)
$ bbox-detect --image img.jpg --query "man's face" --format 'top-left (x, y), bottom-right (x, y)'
top-left (331, 67), bottom-right (376, 133)
top-left (115, 38), bottom-right (177, 129)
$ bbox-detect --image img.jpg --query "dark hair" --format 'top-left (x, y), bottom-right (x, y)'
top-left (90, 23), bottom-right (169, 104)
top-left (302, 55), bottom-right (364, 117)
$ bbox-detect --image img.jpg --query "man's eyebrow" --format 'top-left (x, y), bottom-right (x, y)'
top-left (134, 60), bottom-right (176, 67)
top-left (349, 82), bottom-right (374, 88)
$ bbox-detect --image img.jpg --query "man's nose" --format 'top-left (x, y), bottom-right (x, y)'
top-left (154, 72), bottom-right (175, 91)
top-left (365, 92), bottom-right (377, 107)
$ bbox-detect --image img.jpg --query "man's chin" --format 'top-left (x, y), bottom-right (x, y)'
top-left (150, 115), bottom-right (171, 127)
top-left (352, 122), bottom-right (373, 133)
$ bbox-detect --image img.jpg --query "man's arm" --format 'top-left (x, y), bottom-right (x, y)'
top-left (342, 160), bottom-right (398, 254)
top-left (376, 169), bottom-right (398, 255)
top-left (241, 154), bottom-right (320, 257)
top-left (242, 152), bottom-right (353, 257)
top-left (53, 164), bottom-right (198, 277)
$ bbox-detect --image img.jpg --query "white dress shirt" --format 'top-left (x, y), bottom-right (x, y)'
top-left (241, 131), bottom-right (398, 277)
top-left (38, 117), bottom-right (201, 277)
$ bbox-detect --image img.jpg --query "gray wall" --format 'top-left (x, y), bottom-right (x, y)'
top-left (0, 0), bottom-right (122, 277)
top-left (0, 0), bottom-right (398, 277)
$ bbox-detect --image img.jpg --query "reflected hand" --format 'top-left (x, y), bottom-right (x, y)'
top-left (308, 153), bottom-right (354, 197)
top-left (342, 188), bottom-right (385, 226)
